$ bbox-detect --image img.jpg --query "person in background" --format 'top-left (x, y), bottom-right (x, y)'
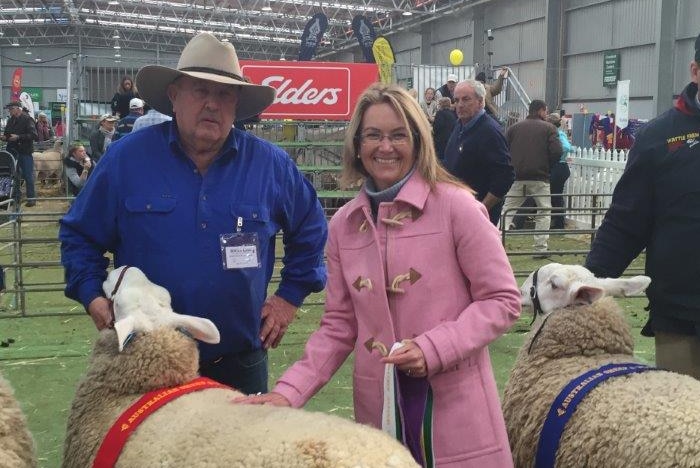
top-left (585, 31), bottom-right (700, 380)
top-left (546, 112), bottom-right (572, 230)
top-left (113, 98), bottom-right (144, 141)
top-left (501, 99), bottom-right (563, 258)
top-left (132, 106), bottom-right (172, 132)
top-left (237, 83), bottom-right (520, 468)
top-left (35, 112), bottom-right (54, 142)
top-left (1, 101), bottom-right (37, 207)
top-left (88, 114), bottom-right (118, 162)
top-left (64, 144), bottom-right (93, 196)
top-left (475, 68), bottom-right (508, 118)
top-left (59, 33), bottom-right (327, 394)
top-left (435, 73), bottom-right (458, 103)
top-left (419, 87), bottom-right (438, 124)
top-left (432, 97), bottom-right (457, 162)
top-left (110, 76), bottom-right (139, 118)
top-left (444, 80), bottom-right (514, 226)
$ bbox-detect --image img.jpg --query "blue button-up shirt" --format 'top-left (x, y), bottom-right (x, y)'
top-left (59, 121), bottom-right (328, 360)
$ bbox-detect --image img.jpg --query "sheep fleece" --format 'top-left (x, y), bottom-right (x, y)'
top-left (0, 373), bottom-right (36, 468)
top-left (63, 329), bottom-right (418, 467)
top-left (502, 297), bottom-right (700, 468)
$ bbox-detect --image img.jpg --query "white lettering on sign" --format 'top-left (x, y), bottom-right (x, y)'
top-left (262, 76), bottom-right (341, 105)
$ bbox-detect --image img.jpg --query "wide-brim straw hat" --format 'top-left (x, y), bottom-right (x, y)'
top-left (136, 33), bottom-right (275, 120)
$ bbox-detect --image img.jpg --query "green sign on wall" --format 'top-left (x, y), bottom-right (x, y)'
top-left (22, 87), bottom-right (43, 104)
top-left (603, 52), bottom-right (620, 88)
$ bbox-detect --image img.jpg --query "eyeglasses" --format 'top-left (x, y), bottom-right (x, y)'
top-left (358, 131), bottom-right (414, 146)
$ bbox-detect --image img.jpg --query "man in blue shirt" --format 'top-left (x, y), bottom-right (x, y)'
top-left (113, 97), bottom-right (145, 141)
top-left (59, 33), bottom-right (328, 394)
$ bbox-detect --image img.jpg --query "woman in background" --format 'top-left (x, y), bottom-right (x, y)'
top-left (110, 76), bottom-right (139, 118)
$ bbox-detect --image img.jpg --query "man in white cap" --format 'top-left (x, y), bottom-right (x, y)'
top-left (88, 113), bottom-right (118, 162)
top-left (59, 33), bottom-right (328, 393)
top-left (113, 97), bottom-right (144, 141)
top-left (436, 73), bottom-right (458, 103)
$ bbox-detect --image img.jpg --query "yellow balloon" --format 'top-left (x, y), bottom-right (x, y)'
top-left (449, 49), bottom-right (464, 66)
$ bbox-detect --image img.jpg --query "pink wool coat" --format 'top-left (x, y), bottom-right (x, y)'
top-left (274, 173), bottom-right (520, 467)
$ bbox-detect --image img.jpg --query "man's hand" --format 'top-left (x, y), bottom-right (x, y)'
top-left (260, 295), bottom-right (297, 349)
top-left (7, 134), bottom-right (19, 142)
top-left (87, 296), bottom-right (114, 330)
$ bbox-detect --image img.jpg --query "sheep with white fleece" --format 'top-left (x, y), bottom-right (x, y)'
top-left (0, 372), bottom-right (36, 468)
top-left (502, 263), bottom-right (700, 468)
top-left (63, 266), bottom-right (418, 468)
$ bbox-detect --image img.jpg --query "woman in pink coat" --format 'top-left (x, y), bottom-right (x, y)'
top-left (238, 83), bottom-right (520, 467)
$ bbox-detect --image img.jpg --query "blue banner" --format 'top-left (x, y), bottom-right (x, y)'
top-left (297, 12), bottom-right (328, 61)
top-left (352, 15), bottom-right (376, 63)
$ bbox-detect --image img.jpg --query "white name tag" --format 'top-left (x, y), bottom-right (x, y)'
top-left (220, 231), bottom-right (261, 270)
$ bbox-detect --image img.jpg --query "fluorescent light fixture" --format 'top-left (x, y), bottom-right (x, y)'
top-left (108, 1), bottom-right (119, 5)
top-left (11, 40), bottom-right (19, 46)
top-left (24, 49), bottom-right (31, 55)
top-left (261, 1), bottom-right (272, 11)
top-left (114, 53), bottom-right (121, 57)
top-left (112, 30), bottom-right (120, 39)
top-left (113, 43), bottom-right (121, 49)
top-left (402, 9), bottom-right (413, 16)
top-left (34, 57), bottom-right (41, 62)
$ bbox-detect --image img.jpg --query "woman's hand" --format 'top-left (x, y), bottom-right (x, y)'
top-left (381, 339), bottom-right (428, 378)
top-left (232, 392), bottom-right (291, 406)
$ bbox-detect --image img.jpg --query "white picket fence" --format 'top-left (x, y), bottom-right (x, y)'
top-left (565, 147), bottom-right (628, 228)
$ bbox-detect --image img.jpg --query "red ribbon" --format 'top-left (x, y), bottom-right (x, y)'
top-left (92, 377), bottom-right (229, 467)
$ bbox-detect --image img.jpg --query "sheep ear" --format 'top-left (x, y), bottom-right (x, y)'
top-left (570, 285), bottom-right (605, 305)
top-left (114, 315), bottom-right (136, 352)
top-left (169, 315), bottom-right (220, 344)
top-left (597, 275), bottom-right (651, 297)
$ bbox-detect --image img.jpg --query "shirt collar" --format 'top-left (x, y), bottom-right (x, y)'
top-left (458, 109), bottom-right (486, 134)
top-left (166, 120), bottom-right (239, 162)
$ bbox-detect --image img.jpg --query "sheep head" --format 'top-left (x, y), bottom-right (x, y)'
top-left (521, 263), bottom-right (650, 319)
top-left (103, 266), bottom-right (220, 351)
top-left (519, 263), bottom-right (651, 358)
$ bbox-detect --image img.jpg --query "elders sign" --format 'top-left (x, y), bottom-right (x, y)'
top-left (240, 61), bottom-right (378, 120)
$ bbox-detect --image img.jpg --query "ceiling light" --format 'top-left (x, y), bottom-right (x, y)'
top-left (108, 1), bottom-right (119, 5)
top-left (11, 40), bottom-right (19, 46)
top-left (402, 9), bottom-right (413, 16)
top-left (114, 53), bottom-right (121, 58)
top-left (113, 43), bottom-right (121, 49)
top-left (34, 58), bottom-right (41, 62)
top-left (0, 31), bottom-right (4, 36)
top-left (24, 49), bottom-right (31, 55)
top-left (261, 1), bottom-right (272, 12)
top-left (112, 30), bottom-right (120, 39)
top-left (221, 37), bottom-right (229, 42)
top-left (115, 60), bottom-right (122, 63)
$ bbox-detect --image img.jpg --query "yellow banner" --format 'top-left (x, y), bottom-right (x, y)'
top-left (372, 36), bottom-right (395, 84)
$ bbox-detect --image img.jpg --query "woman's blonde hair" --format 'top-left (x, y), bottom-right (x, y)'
top-left (341, 83), bottom-right (467, 191)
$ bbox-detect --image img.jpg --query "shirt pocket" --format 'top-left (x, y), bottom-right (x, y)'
top-left (123, 196), bottom-right (178, 250)
top-left (230, 203), bottom-right (273, 239)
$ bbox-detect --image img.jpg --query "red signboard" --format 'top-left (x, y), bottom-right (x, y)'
top-left (240, 61), bottom-right (378, 121)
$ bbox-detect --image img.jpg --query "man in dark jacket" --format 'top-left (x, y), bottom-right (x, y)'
top-left (502, 99), bottom-right (563, 256)
top-left (444, 80), bottom-right (514, 225)
top-left (435, 73), bottom-right (458, 103)
top-left (585, 33), bottom-right (700, 379)
top-left (1, 101), bottom-right (38, 206)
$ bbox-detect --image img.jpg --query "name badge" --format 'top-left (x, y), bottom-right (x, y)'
top-left (220, 232), bottom-right (261, 269)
